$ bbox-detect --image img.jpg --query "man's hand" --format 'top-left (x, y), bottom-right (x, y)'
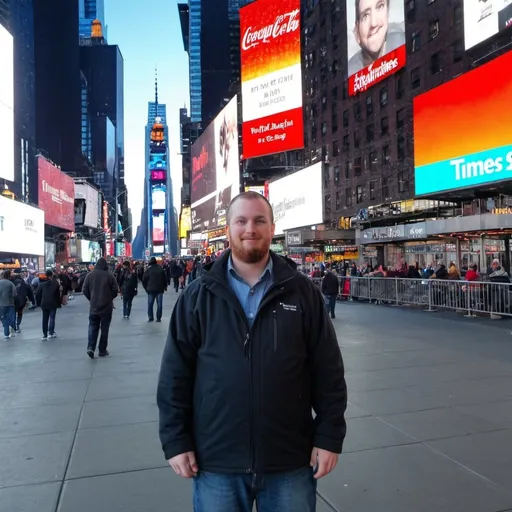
top-left (168, 451), bottom-right (198, 478)
top-left (310, 447), bottom-right (338, 479)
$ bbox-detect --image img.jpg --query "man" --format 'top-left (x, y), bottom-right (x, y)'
top-left (12, 272), bottom-right (36, 332)
top-left (347, 0), bottom-right (405, 76)
top-left (157, 191), bottom-right (347, 511)
top-left (0, 270), bottom-right (17, 341)
top-left (142, 257), bottom-right (167, 322)
top-left (170, 259), bottom-right (183, 293)
top-left (35, 270), bottom-right (61, 341)
top-left (322, 263), bottom-right (339, 319)
top-left (118, 260), bottom-right (138, 319)
top-left (83, 257), bottom-right (119, 358)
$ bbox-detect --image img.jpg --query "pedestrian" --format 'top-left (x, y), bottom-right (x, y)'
top-left (321, 263), bottom-right (339, 319)
top-left (12, 272), bottom-right (36, 332)
top-left (157, 191), bottom-right (347, 511)
top-left (118, 260), bottom-right (138, 319)
top-left (0, 270), bottom-right (17, 341)
top-left (142, 257), bottom-right (167, 322)
top-left (35, 270), bottom-right (61, 341)
top-left (170, 259), bottom-right (182, 292)
top-left (82, 257), bottom-right (119, 359)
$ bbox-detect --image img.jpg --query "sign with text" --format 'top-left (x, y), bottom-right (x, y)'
top-left (240, 0), bottom-right (304, 158)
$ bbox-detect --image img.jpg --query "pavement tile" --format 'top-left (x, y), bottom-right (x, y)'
top-left (455, 399), bottom-right (512, 429)
top-left (0, 482), bottom-right (60, 512)
top-left (85, 371), bottom-right (158, 402)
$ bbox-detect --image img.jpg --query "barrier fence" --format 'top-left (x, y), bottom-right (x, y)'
top-left (312, 277), bottom-right (512, 318)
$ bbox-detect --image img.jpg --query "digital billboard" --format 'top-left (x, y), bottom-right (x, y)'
top-left (153, 214), bottom-right (165, 243)
top-left (74, 183), bottom-right (100, 228)
top-left (244, 185), bottom-right (265, 196)
top-left (464, 0), bottom-right (512, 50)
top-left (268, 162), bottom-right (323, 235)
top-left (346, 0), bottom-right (406, 96)
top-left (151, 169), bottom-right (166, 181)
top-left (240, 0), bottom-right (304, 159)
top-left (191, 96), bottom-right (240, 231)
top-left (0, 24), bottom-right (14, 182)
top-left (152, 187), bottom-right (166, 211)
top-left (414, 50), bottom-right (512, 196)
top-left (38, 156), bottom-right (75, 231)
top-left (78, 240), bottom-right (101, 262)
top-left (150, 153), bottom-right (166, 169)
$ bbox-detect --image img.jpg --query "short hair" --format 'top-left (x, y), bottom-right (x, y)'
top-left (46, 270), bottom-right (53, 278)
top-left (2, 270), bottom-right (11, 279)
top-left (355, 0), bottom-right (390, 23)
top-left (226, 191), bottom-right (274, 225)
top-left (123, 260), bottom-right (131, 268)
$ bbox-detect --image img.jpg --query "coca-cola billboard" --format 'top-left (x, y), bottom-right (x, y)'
top-left (346, 0), bottom-right (406, 96)
top-left (37, 156), bottom-right (75, 231)
top-left (240, 0), bottom-right (304, 159)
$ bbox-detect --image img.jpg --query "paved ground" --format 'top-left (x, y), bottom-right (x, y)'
top-left (1, 291), bottom-right (512, 511)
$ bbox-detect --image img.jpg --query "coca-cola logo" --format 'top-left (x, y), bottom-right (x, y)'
top-left (242, 9), bottom-right (300, 51)
top-left (192, 147), bottom-right (209, 174)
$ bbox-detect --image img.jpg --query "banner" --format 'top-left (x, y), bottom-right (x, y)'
top-left (240, 0), bottom-right (304, 158)
top-left (74, 183), bottom-right (100, 228)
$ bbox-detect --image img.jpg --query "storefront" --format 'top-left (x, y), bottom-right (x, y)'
top-left (324, 245), bottom-right (359, 263)
top-left (206, 227), bottom-right (229, 254)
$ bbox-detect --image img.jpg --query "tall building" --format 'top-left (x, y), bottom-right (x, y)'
top-left (78, 0), bottom-right (106, 41)
top-left (0, 0), bottom-right (9, 29)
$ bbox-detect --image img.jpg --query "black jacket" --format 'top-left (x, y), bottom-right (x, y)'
top-left (119, 269), bottom-right (138, 298)
top-left (322, 271), bottom-right (339, 296)
top-left (83, 259), bottom-right (119, 315)
top-left (36, 278), bottom-right (61, 310)
top-left (13, 277), bottom-right (35, 309)
top-left (157, 250), bottom-right (347, 474)
top-left (143, 262), bottom-right (168, 293)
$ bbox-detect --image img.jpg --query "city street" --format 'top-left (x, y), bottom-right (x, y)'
top-left (1, 292), bottom-right (512, 511)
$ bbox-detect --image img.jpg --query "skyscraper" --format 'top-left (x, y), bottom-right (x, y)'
top-left (78, 0), bottom-right (106, 41)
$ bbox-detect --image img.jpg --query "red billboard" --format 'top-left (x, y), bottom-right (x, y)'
top-left (240, 0), bottom-right (304, 159)
top-left (37, 156), bottom-right (75, 231)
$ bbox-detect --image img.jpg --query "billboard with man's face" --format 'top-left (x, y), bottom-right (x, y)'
top-left (346, 0), bottom-right (406, 96)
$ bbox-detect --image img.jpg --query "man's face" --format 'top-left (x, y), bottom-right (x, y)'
top-left (355, 0), bottom-right (389, 58)
top-left (227, 198), bottom-right (275, 264)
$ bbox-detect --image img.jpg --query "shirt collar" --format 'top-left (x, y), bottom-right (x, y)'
top-left (228, 254), bottom-right (273, 284)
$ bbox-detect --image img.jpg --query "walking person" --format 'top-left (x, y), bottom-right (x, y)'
top-left (12, 272), bottom-right (36, 332)
top-left (118, 260), bottom-right (138, 319)
top-left (322, 263), bottom-right (339, 319)
top-left (157, 191), bottom-right (347, 512)
top-left (83, 257), bottom-right (119, 359)
top-left (0, 270), bottom-right (17, 341)
top-left (35, 270), bottom-right (61, 341)
top-left (142, 257), bottom-right (167, 322)
top-left (170, 259), bottom-right (182, 293)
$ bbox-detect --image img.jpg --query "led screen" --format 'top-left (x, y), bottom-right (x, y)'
top-left (0, 24), bottom-right (14, 181)
top-left (152, 188), bottom-right (166, 211)
top-left (152, 214), bottom-right (165, 243)
top-left (151, 170), bottom-right (166, 181)
top-left (464, 0), bottom-right (512, 50)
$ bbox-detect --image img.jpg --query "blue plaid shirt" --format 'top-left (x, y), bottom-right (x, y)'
top-left (226, 255), bottom-right (274, 328)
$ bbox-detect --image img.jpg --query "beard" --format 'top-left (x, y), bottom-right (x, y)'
top-left (230, 238), bottom-right (269, 264)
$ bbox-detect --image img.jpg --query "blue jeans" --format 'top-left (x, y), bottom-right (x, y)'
top-left (0, 306), bottom-right (16, 337)
top-left (147, 292), bottom-right (163, 320)
top-left (42, 309), bottom-right (57, 337)
top-left (123, 295), bottom-right (134, 317)
top-left (324, 295), bottom-right (337, 318)
top-left (193, 467), bottom-right (317, 512)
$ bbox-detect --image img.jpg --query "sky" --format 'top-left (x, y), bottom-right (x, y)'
top-left (104, 0), bottom-right (189, 236)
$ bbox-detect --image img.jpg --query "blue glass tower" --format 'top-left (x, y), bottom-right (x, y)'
top-left (78, 0), bottom-right (106, 41)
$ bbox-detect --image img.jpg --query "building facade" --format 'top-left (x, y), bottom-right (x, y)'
top-left (78, 0), bottom-right (106, 41)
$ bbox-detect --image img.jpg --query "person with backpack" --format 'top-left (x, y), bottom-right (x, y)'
top-left (12, 273), bottom-right (36, 333)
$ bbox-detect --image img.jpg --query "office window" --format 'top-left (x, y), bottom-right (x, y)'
top-left (429, 19), bottom-right (439, 40)
top-left (343, 134), bottom-right (349, 151)
top-left (332, 60), bottom-right (339, 76)
top-left (336, 190), bottom-right (341, 210)
top-left (332, 86), bottom-right (338, 101)
top-left (366, 124), bottom-right (374, 142)
top-left (412, 31), bottom-right (421, 52)
top-left (345, 160), bottom-right (351, 179)
top-left (411, 67), bottom-right (421, 89)
top-left (366, 96), bottom-right (373, 116)
top-left (321, 122), bottom-right (327, 136)
top-left (324, 193), bottom-right (331, 214)
top-left (332, 111), bottom-right (338, 133)
top-left (354, 130), bottom-right (360, 149)
top-left (334, 165), bottom-right (340, 183)
top-left (396, 108), bottom-right (405, 131)
top-left (369, 151), bottom-right (377, 171)
top-left (382, 145), bottom-right (390, 165)
top-left (382, 177), bottom-right (389, 198)
top-left (333, 140), bottom-right (339, 157)
top-left (343, 109), bottom-right (349, 128)
top-left (431, 51), bottom-right (441, 74)
top-left (396, 71), bottom-right (405, 98)
top-left (354, 103), bottom-right (361, 120)
top-left (398, 170), bottom-right (409, 193)
top-left (380, 86), bottom-right (388, 107)
top-left (453, 39), bottom-right (463, 63)
top-left (370, 181), bottom-right (376, 200)
top-left (345, 187), bottom-right (353, 207)
top-left (356, 185), bottom-right (363, 204)
top-left (324, 165), bottom-right (330, 187)
top-left (397, 135), bottom-right (406, 159)
top-left (354, 157), bottom-right (362, 176)
top-left (321, 95), bottom-right (327, 112)
top-left (381, 116), bottom-right (389, 135)
top-left (407, 0), bottom-right (416, 22)
top-left (454, 3), bottom-right (462, 24)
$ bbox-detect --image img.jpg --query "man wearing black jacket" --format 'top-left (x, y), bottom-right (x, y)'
top-left (157, 191), bottom-right (347, 511)
top-left (321, 263), bottom-right (339, 319)
top-left (142, 257), bottom-right (167, 322)
top-left (35, 271), bottom-right (61, 341)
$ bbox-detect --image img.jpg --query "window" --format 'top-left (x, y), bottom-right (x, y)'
top-left (411, 67), bottom-right (421, 89)
top-left (354, 130), bottom-right (360, 149)
top-left (396, 71), bottom-right (405, 98)
top-left (354, 157), bottom-right (362, 176)
top-left (382, 145), bottom-right (390, 165)
top-left (343, 109), bottom-right (349, 128)
top-left (332, 33), bottom-right (339, 51)
top-left (343, 134), bottom-right (349, 151)
top-left (380, 86), bottom-right (388, 107)
top-left (431, 51), bottom-right (441, 74)
top-left (398, 170), bottom-right (409, 193)
top-left (369, 151), bottom-right (377, 171)
top-left (452, 39), bottom-right (463, 63)
top-left (429, 19), bottom-right (439, 40)
top-left (342, 80), bottom-right (348, 100)
top-left (381, 116), bottom-right (389, 135)
top-left (356, 185), bottom-right (363, 204)
top-left (336, 191), bottom-right (341, 210)
top-left (366, 96), bottom-right (373, 116)
top-left (332, 60), bottom-right (339, 76)
top-left (332, 111), bottom-right (338, 133)
top-left (412, 31), bottom-right (421, 52)
top-left (345, 187), bottom-right (353, 207)
top-left (324, 194), bottom-right (331, 214)
top-left (354, 103), bottom-right (361, 120)
top-left (324, 165), bottom-right (330, 188)
top-left (321, 94), bottom-right (327, 112)
top-left (332, 86), bottom-right (338, 102)
top-left (334, 165), bottom-right (340, 184)
top-left (407, 0), bottom-right (416, 22)
top-left (333, 140), bottom-right (339, 157)
top-left (454, 3), bottom-right (462, 24)
top-left (370, 181), bottom-right (376, 200)
top-left (382, 177), bottom-right (389, 199)
top-left (321, 122), bottom-right (327, 136)
top-left (396, 108), bottom-right (405, 131)
top-left (345, 160), bottom-right (351, 179)
top-left (397, 135), bottom-right (406, 159)
top-left (366, 123), bottom-right (374, 142)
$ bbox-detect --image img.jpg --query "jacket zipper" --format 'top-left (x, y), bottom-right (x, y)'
top-left (273, 310), bottom-right (277, 352)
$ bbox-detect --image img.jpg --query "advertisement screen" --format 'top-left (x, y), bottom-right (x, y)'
top-left (244, 185), bottom-right (265, 195)
top-left (240, 0), bottom-right (304, 159)
top-left (191, 96), bottom-right (240, 231)
top-left (38, 156), bottom-right (75, 231)
top-left (150, 153), bottom-right (166, 169)
top-left (0, 24), bottom-right (14, 182)
top-left (151, 169), bottom-right (166, 181)
top-left (179, 206), bottom-right (191, 238)
top-left (78, 240), bottom-right (101, 262)
top-left (414, 50), bottom-right (512, 196)
top-left (153, 214), bottom-right (165, 243)
top-left (268, 162), bottom-right (323, 235)
top-left (346, 0), bottom-right (406, 96)
top-left (152, 187), bottom-right (166, 211)
top-left (74, 183), bottom-right (99, 228)
top-left (464, 0), bottom-right (512, 50)
top-left (0, 195), bottom-right (45, 256)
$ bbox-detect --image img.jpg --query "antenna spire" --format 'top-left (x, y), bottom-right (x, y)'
top-left (154, 66), bottom-right (158, 110)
